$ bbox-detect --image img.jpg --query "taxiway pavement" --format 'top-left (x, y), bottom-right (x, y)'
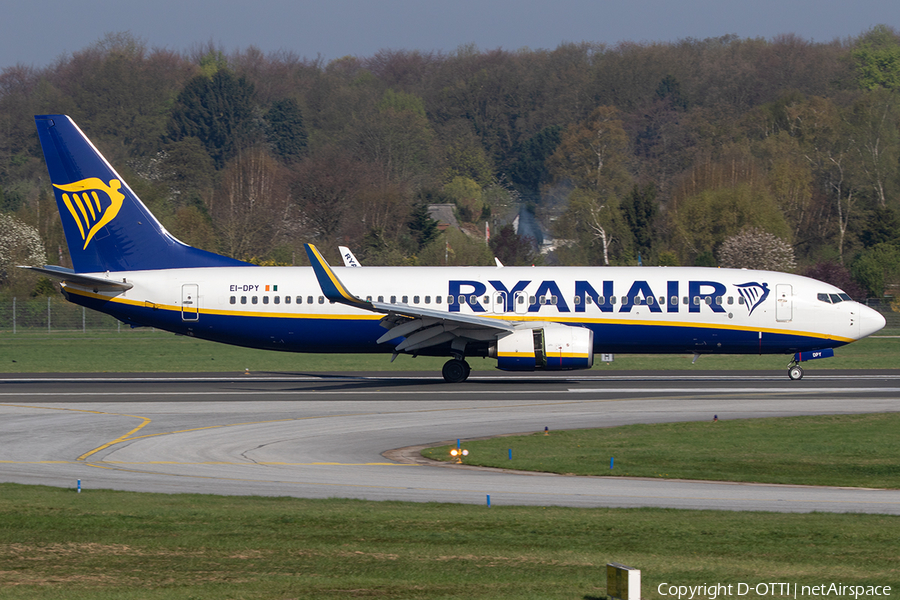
top-left (2, 370), bottom-right (899, 513)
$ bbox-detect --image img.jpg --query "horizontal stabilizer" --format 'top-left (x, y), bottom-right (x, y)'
top-left (19, 265), bottom-right (133, 291)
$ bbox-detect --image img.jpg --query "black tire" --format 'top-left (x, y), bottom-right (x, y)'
top-left (442, 359), bottom-right (469, 383)
top-left (788, 366), bottom-right (803, 380)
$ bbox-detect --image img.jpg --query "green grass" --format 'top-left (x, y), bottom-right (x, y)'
top-left (1, 329), bottom-right (898, 373)
top-left (0, 483), bottom-right (897, 599)
top-left (424, 413), bottom-right (900, 488)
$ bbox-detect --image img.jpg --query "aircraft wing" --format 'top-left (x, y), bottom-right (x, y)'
top-left (304, 244), bottom-right (513, 354)
top-left (19, 265), bottom-right (134, 291)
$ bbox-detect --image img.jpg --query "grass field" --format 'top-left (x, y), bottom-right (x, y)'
top-left (3, 329), bottom-right (898, 597)
top-left (423, 413), bottom-right (900, 488)
top-left (2, 329), bottom-right (898, 373)
top-left (0, 483), bottom-right (897, 600)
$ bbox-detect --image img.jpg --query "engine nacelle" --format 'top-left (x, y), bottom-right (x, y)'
top-left (490, 325), bottom-right (594, 371)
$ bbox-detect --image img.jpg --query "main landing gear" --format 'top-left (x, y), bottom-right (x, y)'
top-left (787, 362), bottom-right (804, 380)
top-left (442, 358), bottom-right (471, 383)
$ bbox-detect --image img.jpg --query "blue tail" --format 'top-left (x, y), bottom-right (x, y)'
top-left (35, 115), bottom-right (250, 273)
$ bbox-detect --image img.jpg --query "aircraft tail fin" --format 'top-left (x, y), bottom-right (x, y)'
top-left (34, 115), bottom-right (250, 273)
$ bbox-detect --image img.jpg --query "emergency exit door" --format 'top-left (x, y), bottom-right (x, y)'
top-left (182, 284), bottom-right (199, 321)
top-left (775, 284), bottom-right (792, 322)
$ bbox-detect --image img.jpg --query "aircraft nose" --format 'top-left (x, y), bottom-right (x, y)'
top-left (858, 304), bottom-right (886, 339)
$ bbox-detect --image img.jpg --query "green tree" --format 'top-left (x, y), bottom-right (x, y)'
top-left (671, 183), bottom-right (791, 265)
top-left (507, 125), bottom-right (562, 199)
top-left (168, 69), bottom-right (258, 169)
top-left (266, 98), bottom-right (307, 163)
top-left (850, 242), bottom-right (900, 297)
top-left (407, 202), bottom-right (440, 251)
top-left (852, 25), bottom-right (900, 90)
top-left (621, 183), bottom-right (658, 259)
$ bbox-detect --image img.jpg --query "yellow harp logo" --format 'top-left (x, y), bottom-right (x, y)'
top-left (53, 178), bottom-right (125, 250)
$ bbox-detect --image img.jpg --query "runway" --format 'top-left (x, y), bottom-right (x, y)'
top-left (2, 370), bottom-right (899, 513)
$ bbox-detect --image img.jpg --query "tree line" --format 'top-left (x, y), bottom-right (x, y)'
top-left (1, 27), bottom-right (899, 301)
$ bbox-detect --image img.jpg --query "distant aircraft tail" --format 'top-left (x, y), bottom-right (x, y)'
top-left (34, 115), bottom-right (249, 273)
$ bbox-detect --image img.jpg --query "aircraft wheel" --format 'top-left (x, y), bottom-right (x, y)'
top-left (788, 365), bottom-right (803, 381)
top-left (442, 359), bottom-right (470, 383)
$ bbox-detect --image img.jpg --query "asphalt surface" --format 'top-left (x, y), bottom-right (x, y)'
top-left (2, 370), bottom-right (899, 513)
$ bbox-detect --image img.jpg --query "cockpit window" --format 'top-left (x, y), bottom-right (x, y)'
top-left (818, 292), bottom-right (853, 304)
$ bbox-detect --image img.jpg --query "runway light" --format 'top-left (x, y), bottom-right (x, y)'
top-left (450, 447), bottom-right (469, 463)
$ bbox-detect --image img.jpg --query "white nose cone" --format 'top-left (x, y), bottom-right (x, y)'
top-left (858, 305), bottom-right (886, 339)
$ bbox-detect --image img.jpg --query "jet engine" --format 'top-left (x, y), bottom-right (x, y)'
top-left (489, 325), bottom-right (594, 371)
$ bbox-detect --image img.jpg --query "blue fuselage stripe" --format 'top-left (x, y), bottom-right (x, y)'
top-left (68, 291), bottom-right (844, 356)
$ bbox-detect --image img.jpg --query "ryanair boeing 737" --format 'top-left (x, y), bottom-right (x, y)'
top-left (25, 115), bottom-right (886, 382)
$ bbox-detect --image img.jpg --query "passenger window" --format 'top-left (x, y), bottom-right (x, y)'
top-left (366, 296), bottom-right (372, 302)
top-left (683, 296), bottom-right (689, 304)
top-left (425, 296), bottom-right (431, 304)
top-left (483, 296), bottom-right (489, 304)
top-left (585, 296), bottom-right (592, 305)
top-left (550, 296), bottom-right (558, 305)
top-left (252, 296), bottom-right (258, 304)
top-left (693, 297), bottom-right (700, 305)
top-left (285, 296), bottom-right (291, 304)
top-left (727, 296), bottom-right (733, 305)
top-left (647, 296), bottom-right (656, 305)
top-left (230, 296), bottom-right (236, 304)
top-left (318, 296), bottom-right (325, 304)
top-left (307, 296), bottom-right (313, 304)
top-left (574, 296), bottom-right (581, 305)
top-left (529, 296), bottom-right (536, 305)
top-left (517, 295), bottom-right (525, 304)
top-left (378, 296), bottom-right (384, 303)
top-left (436, 296), bottom-right (442, 304)
top-left (402, 296), bottom-right (408, 303)
top-left (715, 296), bottom-right (723, 305)
top-left (610, 296), bottom-right (616, 305)
top-left (391, 296), bottom-right (397, 304)
top-left (539, 296), bottom-right (547, 305)
top-left (670, 296), bottom-right (678, 305)
top-left (263, 296), bottom-right (269, 304)
top-left (241, 296), bottom-right (247, 304)
top-left (274, 296), bottom-right (280, 304)
top-left (469, 295), bottom-right (478, 305)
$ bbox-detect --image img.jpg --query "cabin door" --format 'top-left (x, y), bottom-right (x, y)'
top-left (514, 291), bottom-right (529, 315)
top-left (775, 284), bottom-right (792, 322)
top-left (182, 284), bottom-right (199, 321)
top-left (492, 291), bottom-right (507, 313)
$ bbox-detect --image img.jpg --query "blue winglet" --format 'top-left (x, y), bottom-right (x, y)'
top-left (304, 244), bottom-right (371, 310)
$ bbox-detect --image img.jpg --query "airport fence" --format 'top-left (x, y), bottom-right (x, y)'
top-left (0, 296), bottom-right (128, 333)
top-left (0, 296), bottom-right (898, 334)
